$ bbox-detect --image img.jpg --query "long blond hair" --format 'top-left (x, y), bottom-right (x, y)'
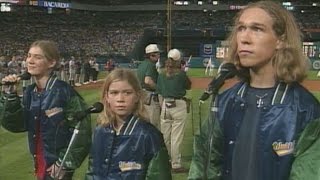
top-left (226, 0), bottom-right (308, 83)
top-left (164, 58), bottom-right (181, 76)
top-left (97, 68), bottom-right (149, 126)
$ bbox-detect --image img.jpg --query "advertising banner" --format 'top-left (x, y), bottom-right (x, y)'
top-left (30, 0), bottom-right (71, 8)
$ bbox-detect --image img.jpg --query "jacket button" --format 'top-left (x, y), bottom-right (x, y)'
top-left (110, 130), bottom-right (114, 134)
top-left (229, 141), bottom-right (234, 144)
top-left (105, 159), bottom-right (109, 163)
top-left (33, 154), bottom-right (37, 157)
top-left (33, 134), bottom-right (36, 138)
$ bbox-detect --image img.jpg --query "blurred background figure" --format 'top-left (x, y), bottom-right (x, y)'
top-left (136, 44), bottom-right (161, 130)
top-left (68, 56), bottom-right (76, 86)
top-left (157, 48), bottom-right (191, 173)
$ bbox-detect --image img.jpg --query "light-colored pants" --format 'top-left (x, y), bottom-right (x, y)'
top-left (144, 91), bottom-right (161, 130)
top-left (160, 99), bottom-right (187, 168)
top-left (69, 69), bottom-right (76, 81)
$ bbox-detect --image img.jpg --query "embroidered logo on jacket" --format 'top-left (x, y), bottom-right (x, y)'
top-left (45, 107), bottom-right (63, 118)
top-left (119, 161), bottom-right (142, 172)
top-left (272, 141), bottom-right (295, 156)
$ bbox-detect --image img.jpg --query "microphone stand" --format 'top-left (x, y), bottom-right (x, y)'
top-left (198, 68), bottom-right (237, 179)
top-left (199, 83), bottom-right (221, 180)
top-left (55, 121), bottom-right (81, 179)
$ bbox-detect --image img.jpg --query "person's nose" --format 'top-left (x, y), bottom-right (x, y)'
top-left (116, 93), bottom-right (125, 102)
top-left (26, 57), bottom-right (34, 64)
top-left (238, 29), bottom-right (252, 45)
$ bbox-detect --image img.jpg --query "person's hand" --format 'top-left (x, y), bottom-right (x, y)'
top-left (1, 74), bottom-right (21, 84)
top-left (46, 163), bottom-right (66, 180)
top-left (1, 74), bottom-right (20, 93)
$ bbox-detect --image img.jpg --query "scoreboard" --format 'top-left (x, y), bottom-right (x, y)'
top-left (303, 42), bottom-right (320, 70)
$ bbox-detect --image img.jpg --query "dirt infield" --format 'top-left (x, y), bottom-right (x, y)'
top-left (77, 77), bottom-right (320, 91)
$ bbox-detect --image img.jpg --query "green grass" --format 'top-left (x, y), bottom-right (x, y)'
top-left (1, 69), bottom-right (320, 180)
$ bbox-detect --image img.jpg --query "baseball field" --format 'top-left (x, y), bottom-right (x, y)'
top-left (1, 68), bottom-right (320, 180)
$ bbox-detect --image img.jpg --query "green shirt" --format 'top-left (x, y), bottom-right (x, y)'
top-left (157, 71), bottom-right (191, 98)
top-left (136, 59), bottom-right (158, 90)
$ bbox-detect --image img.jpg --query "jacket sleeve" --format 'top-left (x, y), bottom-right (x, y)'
top-left (84, 152), bottom-right (94, 180)
top-left (146, 145), bottom-right (172, 180)
top-left (146, 127), bottom-right (172, 180)
top-left (289, 118), bottom-right (320, 180)
top-left (0, 93), bottom-right (26, 132)
top-left (188, 115), bottom-right (224, 180)
top-left (56, 94), bottom-right (92, 170)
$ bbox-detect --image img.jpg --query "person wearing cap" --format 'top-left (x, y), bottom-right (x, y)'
top-left (136, 44), bottom-right (161, 130)
top-left (157, 48), bottom-right (192, 173)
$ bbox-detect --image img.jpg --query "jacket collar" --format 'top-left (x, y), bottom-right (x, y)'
top-left (237, 82), bottom-right (289, 105)
top-left (111, 114), bottom-right (139, 136)
top-left (33, 73), bottom-right (58, 92)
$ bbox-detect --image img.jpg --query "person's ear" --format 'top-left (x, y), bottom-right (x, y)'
top-left (276, 35), bottom-right (285, 50)
top-left (135, 93), bottom-right (140, 104)
top-left (104, 95), bottom-right (110, 104)
top-left (49, 59), bottom-right (57, 69)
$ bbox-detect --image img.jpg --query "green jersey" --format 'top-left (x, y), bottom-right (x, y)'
top-left (137, 59), bottom-right (158, 90)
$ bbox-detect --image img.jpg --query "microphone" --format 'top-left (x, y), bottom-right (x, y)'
top-left (199, 62), bottom-right (238, 102)
top-left (0, 72), bottom-right (31, 86)
top-left (73, 102), bottom-right (104, 121)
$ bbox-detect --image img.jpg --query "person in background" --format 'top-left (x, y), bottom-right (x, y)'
top-left (105, 58), bottom-right (115, 73)
top-left (188, 1), bottom-right (320, 180)
top-left (0, 56), bottom-right (8, 80)
top-left (157, 49), bottom-right (191, 173)
top-left (136, 44), bottom-right (161, 130)
top-left (7, 54), bottom-right (20, 75)
top-left (85, 68), bottom-right (172, 180)
top-left (89, 57), bottom-right (96, 83)
top-left (0, 40), bottom-right (92, 180)
top-left (83, 57), bottom-right (91, 85)
top-left (92, 59), bottom-right (99, 83)
top-left (68, 56), bottom-right (76, 87)
top-left (60, 58), bottom-right (67, 81)
top-left (74, 58), bottom-right (82, 87)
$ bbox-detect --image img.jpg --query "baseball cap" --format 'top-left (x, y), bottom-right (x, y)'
top-left (145, 44), bottom-right (160, 54)
top-left (167, 49), bottom-right (181, 61)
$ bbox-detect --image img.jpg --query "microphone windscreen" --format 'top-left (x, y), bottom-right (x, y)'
top-left (20, 72), bottom-right (31, 80)
top-left (91, 102), bottom-right (104, 113)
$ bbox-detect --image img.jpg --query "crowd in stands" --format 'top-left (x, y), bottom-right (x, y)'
top-left (73, 0), bottom-right (165, 5)
top-left (0, 5), bottom-right (319, 59)
top-left (72, 0), bottom-right (319, 6)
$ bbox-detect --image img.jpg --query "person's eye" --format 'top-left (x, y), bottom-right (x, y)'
top-left (237, 25), bottom-right (246, 32)
top-left (125, 91), bottom-right (133, 95)
top-left (252, 26), bottom-right (263, 32)
top-left (109, 91), bottom-right (117, 95)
